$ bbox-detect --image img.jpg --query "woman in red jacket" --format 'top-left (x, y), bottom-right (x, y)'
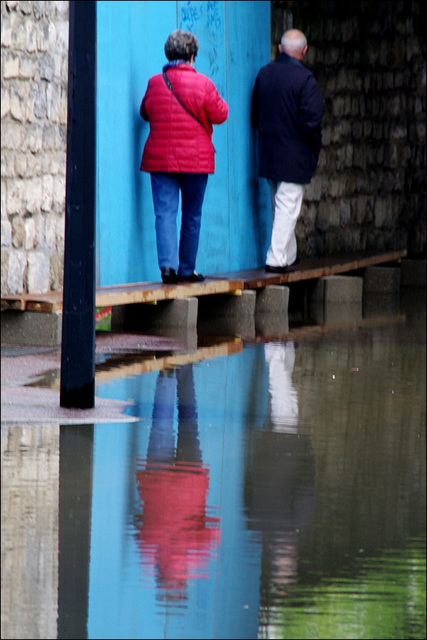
top-left (140, 30), bottom-right (228, 283)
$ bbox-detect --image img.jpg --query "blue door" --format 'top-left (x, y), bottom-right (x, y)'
top-left (97, 1), bottom-right (271, 286)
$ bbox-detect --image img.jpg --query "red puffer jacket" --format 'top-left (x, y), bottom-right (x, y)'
top-left (140, 64), bottom-right (228, 174)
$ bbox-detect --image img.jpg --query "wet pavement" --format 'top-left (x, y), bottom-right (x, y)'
top-left (1, 333), bottom-right (185, 425)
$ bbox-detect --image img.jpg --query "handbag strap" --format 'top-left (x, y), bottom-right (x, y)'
top-left (162, 70), bottom-right (210, 137)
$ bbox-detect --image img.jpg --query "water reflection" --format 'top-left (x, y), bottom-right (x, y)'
top-left (264, 341), bottom-right (298, 434)
top-left (133, 366), bottom-right (220, 606)
top-left (87, 348), bottom-right (262, 639)
top-left (246, 341), bottom-right (315, 623)
top-left (1, 291), bottom-right (425, 640)
top-left (1, 425), bottom-right (59, 640)
top-left (58, 426), bottom-right (93, 640)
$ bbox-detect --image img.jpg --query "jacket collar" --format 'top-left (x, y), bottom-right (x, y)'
top-left (163, 61), bottom-right (196, 72)
top-left (275, 51), bottom-right (306, 70)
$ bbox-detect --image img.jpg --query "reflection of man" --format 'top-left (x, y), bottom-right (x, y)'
top-left (135, 366), bottom-right (220, 601)
top-left (264, 341), bottom-right (298, 434)
top-left (244, 341), bottom-right (315, 618)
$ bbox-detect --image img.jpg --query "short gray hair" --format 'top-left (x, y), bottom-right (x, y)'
top-left (281, 30), bottom-right (307, 54)
top-left (164, 29), bottom-right (199, 61)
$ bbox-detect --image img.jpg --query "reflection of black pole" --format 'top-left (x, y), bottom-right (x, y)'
top-left (60, 1), bottom-right (97, 408)
top-left (58, 424), bottom-right (94, 639)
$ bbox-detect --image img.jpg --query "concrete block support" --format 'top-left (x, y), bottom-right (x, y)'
top-left (255, 285), bottom-right (290, 335)
top-left (309, 301), bottom-right (363, 325)
top-left (363, 292), bottom-right (400, 318)
top-left (198, 290), bottom-right (256, 319)
top-left (363, 266), bottom-right (400, 293)
top-left (362, 266), bottom-right (400, 319)
top-left (309, 275), bottom-right (363, 303)
top-left (306, 275), bottom-right (363, 325)
top-left (111, 297), bottom-right (198, 331)
top-left (197, 290), bottom-right (256, 339)
top-left (400, 259), bottom-right (426, 288)
top-left (1, 311), bottom-right (62, 346)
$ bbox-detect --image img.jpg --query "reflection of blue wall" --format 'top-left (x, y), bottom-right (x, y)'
top-left (96, 1), bottom-right (271, 286)
top-left (89, 347), bottom-right (268, 639)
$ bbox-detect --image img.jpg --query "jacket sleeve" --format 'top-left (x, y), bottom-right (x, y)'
top-left (250, 76), bottom-right (260, 129)
top-left (203, 79), bottom-right (228, 125)
top-left (140, 83), bottom-right (150, 121)
top-left (299, 75), bottom-right (324, 152)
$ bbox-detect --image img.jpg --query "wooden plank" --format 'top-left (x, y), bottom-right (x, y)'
top-left (215, 249), bottom-right (407, 289)
top-left (26, 301), bottom-right (63, 313)
top-left (1, 299), bottom-right (26, 311)
top-left (94, 277), bottom-right (244, 307)
top-left (1, 291), bottom-right (62, 313)
top-left (1, 250), bottom-right (407, 313)
top-left (1, 278), bottom-right (244, 312)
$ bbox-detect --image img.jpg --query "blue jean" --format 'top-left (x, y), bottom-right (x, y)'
top-left (147, 366), bottom-right (202, 464)
top-left (150, 172), bottom-right (208, 276)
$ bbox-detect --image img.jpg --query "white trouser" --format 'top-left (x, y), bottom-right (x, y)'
top-left (266, 180), bottom-right (304, 267)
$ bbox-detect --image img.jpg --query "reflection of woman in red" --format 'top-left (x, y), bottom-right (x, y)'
top-left (135, 365), bottom-right (220, 601)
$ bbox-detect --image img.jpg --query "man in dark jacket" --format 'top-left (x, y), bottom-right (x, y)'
top-left (251, 29), bottom-right (324, 273)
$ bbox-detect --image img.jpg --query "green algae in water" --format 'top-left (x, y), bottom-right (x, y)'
top-left (273, 537), bottom-right (426, 640)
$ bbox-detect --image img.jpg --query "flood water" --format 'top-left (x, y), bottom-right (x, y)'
top-left (1, 288), bottom-right (426, 639)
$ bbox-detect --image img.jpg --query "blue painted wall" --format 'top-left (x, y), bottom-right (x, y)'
top-left (97, 1), bottom-right (271, 286)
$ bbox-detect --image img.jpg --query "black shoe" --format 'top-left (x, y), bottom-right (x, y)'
top-left (161, 268), bottom-right (178, 284)
top-left (265, 264), bottom-right (296, 274)
top-left (178, 272), bottom-right (205, 283)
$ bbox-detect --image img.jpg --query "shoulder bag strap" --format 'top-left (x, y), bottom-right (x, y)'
top-left (162, 70), bottom-right (210, 137)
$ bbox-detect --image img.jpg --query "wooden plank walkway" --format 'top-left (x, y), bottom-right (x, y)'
top-left (1, 249), bottom-right (406, 314)
top-left (215, 249), bottom-right (407, 288)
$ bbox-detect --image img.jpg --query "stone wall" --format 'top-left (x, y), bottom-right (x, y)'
top-left (272, 0), bottom-right (426, 258)
top-left (1, 1), bottom-right (426, 296)
top-left (1, 0), bottom-right (68, 295)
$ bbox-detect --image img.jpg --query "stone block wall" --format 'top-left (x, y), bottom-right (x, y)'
top-left (1, 0), bottom-right (68, 295)
top-left (272, 0), bottom-right (426, 259)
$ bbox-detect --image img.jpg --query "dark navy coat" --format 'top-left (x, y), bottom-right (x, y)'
top-left (251, 52), bottom-right (324, 184)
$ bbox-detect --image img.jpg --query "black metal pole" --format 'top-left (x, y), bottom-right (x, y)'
top-left (60, 1), bottom-right (97, 408)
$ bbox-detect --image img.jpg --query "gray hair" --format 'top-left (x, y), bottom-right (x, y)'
top-left (164, 29), bottom-right (199, 61)
top-left (281, 30), bottom-right (307, 54)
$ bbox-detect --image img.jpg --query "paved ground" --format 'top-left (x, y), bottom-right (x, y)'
top-left (1, 332), bottom-right (184, 425)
